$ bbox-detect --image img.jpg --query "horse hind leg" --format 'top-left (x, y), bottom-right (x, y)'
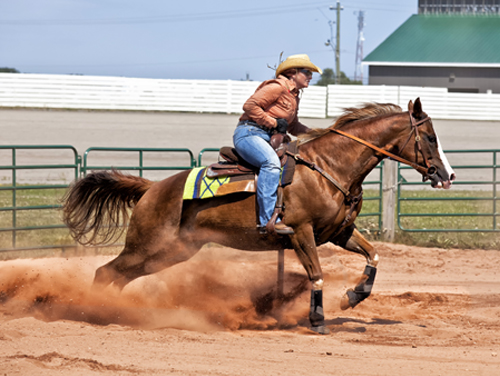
top-left (92, 237), bottom-right (203, 292)
top-left (332, 225), bottom-right (379, 310)
top-left (92, 260), bottom-right (125, 291)
top-left (92, 253), bottom-right (148, 292)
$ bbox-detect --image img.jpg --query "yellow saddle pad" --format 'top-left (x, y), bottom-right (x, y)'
top-left (183, 167), bottom-right (255, 200)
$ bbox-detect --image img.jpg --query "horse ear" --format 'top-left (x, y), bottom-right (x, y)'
top-left (413, 97), bottom-right (423, 117)
top-left (407, 100), bottom-right (414, 113)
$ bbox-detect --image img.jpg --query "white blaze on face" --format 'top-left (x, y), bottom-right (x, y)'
top-left (436, 133), bottom-right (455, 183)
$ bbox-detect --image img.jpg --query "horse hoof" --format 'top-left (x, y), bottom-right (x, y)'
top-left (310, 326), bottom-right (330, 335)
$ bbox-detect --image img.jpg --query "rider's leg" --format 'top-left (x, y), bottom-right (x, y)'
top-left (233, 125), bottom-right (280, 226)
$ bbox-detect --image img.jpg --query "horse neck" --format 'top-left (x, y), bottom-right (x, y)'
top-left (302, 112), bottom-right (409, 191)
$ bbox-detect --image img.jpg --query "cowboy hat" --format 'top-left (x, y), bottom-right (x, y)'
top-left (275, 54), bottom-right (323, 77)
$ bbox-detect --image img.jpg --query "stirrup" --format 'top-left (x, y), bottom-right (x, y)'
top-left (265, 186), bottom-right (294, 235)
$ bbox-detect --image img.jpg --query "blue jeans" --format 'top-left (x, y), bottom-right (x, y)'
top-left (233, 124), bottom-right (280, 227)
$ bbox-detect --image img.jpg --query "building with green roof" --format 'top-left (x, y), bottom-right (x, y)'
top-left (363, 1), bottom-right (500, 93)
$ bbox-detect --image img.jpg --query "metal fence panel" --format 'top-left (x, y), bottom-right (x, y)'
top-left (0, 145), bottom-right (80, 251)
top-left (1, 145), bottom-right (498, 252)
top-left (82, 147), bottom-right (196, 181)
top-left (397, 149), bottom-right (499, 232)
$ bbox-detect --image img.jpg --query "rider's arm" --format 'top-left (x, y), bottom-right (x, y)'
top-left (288, 115), bottom-right (311, 136)
top-left (242, 82), bottom-right (284, 129)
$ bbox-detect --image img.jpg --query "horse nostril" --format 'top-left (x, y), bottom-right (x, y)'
top-left (450, 173), bottom-right (456, 181)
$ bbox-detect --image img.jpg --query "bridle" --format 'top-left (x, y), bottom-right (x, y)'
top-left (285, 112), bottom-right (437, 232)
top-left (287, 112), bottom-right (436, 198)
top-left (329, 113), bottom-right (435, 177)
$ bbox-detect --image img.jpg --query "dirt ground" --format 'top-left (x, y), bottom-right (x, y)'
top-left (1, 242), bottom-right (499, 375)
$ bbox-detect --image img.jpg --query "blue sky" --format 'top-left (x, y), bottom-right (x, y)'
top-left (1, 0), bottom-right (417, 82)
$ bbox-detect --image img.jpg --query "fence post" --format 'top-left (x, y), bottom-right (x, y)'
top-left (382, 159), bottom-right (398, 242)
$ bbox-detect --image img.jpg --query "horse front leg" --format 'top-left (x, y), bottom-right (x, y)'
top-left (333, 225), bottom-right (379, 310)
top-left (290, 225), bottom-right (330, 335)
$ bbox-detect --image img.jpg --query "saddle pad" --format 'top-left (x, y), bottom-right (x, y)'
top-left (183, 167), bottom-right (255, 200)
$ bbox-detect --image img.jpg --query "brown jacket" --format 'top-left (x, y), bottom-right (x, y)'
top-left (239, 75), bottom-right (310, 136)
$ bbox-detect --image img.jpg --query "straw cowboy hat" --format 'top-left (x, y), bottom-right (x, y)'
top-left (275, 54), bottom-right (323, 77)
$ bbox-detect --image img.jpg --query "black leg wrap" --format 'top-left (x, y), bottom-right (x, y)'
top-left (309, 290), bottom-right (325, 327)
top-left (347, 265), bottom-right (377, 309)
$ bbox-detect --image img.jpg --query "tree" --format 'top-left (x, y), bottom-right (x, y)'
top-left (315, 68), bottom-right (361, 86)
top-left (0, 67), bottom-right (20, 73)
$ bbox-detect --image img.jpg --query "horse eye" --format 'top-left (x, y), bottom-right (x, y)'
top-left (428, 135), bottom-right (437, 143)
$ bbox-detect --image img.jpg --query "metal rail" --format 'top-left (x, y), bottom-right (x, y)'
top-left (398, 149), bottom-right (499, 232)
top-left (0, 145), bottom-right (79, 251)
top-left (2, 146), bottom-right (498, 252)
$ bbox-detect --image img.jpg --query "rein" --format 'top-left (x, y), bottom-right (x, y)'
top-left (285, 113), bottom-right (432, 196)
top-left (285, 149), bottom-right (362, 232)
top-left (285, 151), bottom-right (351, 197)
top-left (330, 114), bottom-right (432, 175)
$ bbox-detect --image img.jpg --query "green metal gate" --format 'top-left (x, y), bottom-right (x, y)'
top-left (398, 149), bottom-right (499, 233)
top-left (0, 146), bottom-right (197, 252)
top-left (2, 145), bottom-right (497, 253)
top-left (0, 145), bottom-right (80, 251)
top-left (82, 147), bottom-right (196, 177)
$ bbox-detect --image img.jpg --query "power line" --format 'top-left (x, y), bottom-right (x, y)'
top-left (1, 2), bottom-right (415, 26)
top-left (13, 47), bottom-right (355, 70)
top-left (13, 53), bottom-right (283, 69)
top-left (1, 2), bottom-right (332, 26)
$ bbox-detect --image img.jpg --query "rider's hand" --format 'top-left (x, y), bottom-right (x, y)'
top-left (275, 118), bottom-right (288, 134)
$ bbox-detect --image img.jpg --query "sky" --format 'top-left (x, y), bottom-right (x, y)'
top-left (1, 0), bottom-right (418, 83)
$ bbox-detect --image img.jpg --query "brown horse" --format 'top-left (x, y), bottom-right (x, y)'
top-left (63, 98), bottom-right (455, 334)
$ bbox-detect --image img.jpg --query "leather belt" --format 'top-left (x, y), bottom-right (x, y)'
top-left (237, 120), bottom-right (272, 133)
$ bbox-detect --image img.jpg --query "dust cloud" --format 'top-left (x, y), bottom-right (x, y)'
top-left (0, 249), bottom-right (317, 332)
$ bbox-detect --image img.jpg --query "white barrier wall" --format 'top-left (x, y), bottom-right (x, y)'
top-left (327, 84), bottom-right (500, 120)
top-left (0, 73), bottom-right (327, 118)
top-left (2, 73), bottom-right (500, 120)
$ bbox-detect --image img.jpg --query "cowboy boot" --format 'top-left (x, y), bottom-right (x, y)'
top-left (265, 187), bottom-right (294, 235)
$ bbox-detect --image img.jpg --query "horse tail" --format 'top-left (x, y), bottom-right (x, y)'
top-left (62, 170), bottom-right (154, 246)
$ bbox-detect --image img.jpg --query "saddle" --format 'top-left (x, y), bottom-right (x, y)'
top-left (207, 134), bottom-right (291, 178)
top-left (205, 134), bottom-right (298, 236)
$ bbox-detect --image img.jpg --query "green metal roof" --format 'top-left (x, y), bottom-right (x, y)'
top-left (364, 15), bottom-right (500, 65)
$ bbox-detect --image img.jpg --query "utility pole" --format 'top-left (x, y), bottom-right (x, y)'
top-left (354, 10), bottom-right (365, 82)
top-left (324, 2), bottom-right (343, 84)
top-left (335, 2), bottom-right (342, 84)
top-left (328, 2), bottom-right (343, 84)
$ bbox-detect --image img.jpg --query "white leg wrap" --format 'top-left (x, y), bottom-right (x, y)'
top-left (312, 279), bottom-right (324, 290)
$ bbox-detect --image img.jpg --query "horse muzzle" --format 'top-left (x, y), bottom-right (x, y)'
top-left (423, 165), bottom-right (455, 189)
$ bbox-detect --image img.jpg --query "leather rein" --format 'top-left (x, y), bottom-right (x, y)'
top-left (286, 113), bottom-right (434, 200)
top-left (330, 113), bottom-right (432, 176)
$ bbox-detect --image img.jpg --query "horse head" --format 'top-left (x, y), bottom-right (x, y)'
top-left (404, 98), bottom-right (456, 189)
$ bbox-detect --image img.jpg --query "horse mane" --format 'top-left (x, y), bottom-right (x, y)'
top-left (297, 102), bottom-right (403, 145)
